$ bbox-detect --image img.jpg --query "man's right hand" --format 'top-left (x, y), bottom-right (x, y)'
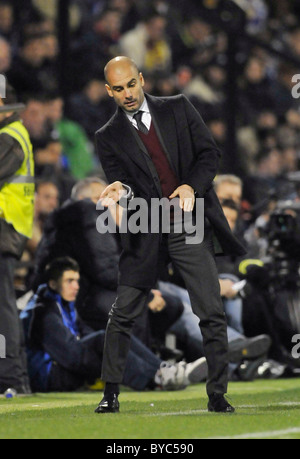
top-left (148, 290), bottom-right (166, 313)
top-left (100, 181), bottom-right (127, 207)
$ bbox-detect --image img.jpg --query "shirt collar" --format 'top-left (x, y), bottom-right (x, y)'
top-left (125, 97), bottom-right (150, 122)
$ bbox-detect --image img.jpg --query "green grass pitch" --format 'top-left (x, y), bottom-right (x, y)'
top-left (1, 379), bottom-right (300, 439)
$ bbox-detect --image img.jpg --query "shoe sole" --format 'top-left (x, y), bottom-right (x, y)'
top-left (95, 407), bottom-right (120, 414)
top-left (229, 335), bottom-right (272, 363)
top-left (187, 358), bottom-right (208, 384)
top-left (208, 404), bottom-right (235, 413)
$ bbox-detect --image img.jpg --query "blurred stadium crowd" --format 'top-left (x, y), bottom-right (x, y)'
top-left (1, 0), bottom-right (300, 393)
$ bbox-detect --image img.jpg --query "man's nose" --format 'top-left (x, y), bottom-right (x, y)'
top-left (73, 281), bottom-right (80, 290)
top-left (124, 88), bottom-right (133, 99)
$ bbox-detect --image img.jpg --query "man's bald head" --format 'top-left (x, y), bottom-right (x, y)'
top-left (104, 56), bottom-right (139, 84)
top-left (104, 56), bottom-right (145, 113)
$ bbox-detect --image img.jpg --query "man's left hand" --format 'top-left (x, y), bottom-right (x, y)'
top-left (169, 184), bottom-right (195, 212)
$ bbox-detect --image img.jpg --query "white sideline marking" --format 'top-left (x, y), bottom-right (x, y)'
top-left (143, 401), bottom-right (300, 417)
top-left (142, 402), bottom-right (300, 438)
top-left (144, 410), bottom-right (207, 417)
top-left (210, 428), bottom-right (300, 439)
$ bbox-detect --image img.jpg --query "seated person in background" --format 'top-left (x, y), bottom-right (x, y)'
top-left (214, 174), bottom-right (249, 237)
top-left (218, 199), bottom-right (245, 335)
top-left (21, 257), bottom-right (208, 393)
top-left (214, 174), bottom-right (243, 207)
top-left (26, 179), bottom-right (60, 258)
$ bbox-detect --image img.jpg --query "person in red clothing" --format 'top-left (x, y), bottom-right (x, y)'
top-left (95, 57), bottom-right (246, 414)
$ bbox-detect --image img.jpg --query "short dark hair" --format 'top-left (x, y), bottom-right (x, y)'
top-left (45, 257), bottom-right (80, 283)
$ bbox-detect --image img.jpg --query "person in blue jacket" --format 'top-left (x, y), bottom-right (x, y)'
top-left (20, 257), bottom-right (208, 393)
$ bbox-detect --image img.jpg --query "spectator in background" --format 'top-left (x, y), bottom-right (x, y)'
top-left (44, 94), bottom-right (95, 180)
top-left (255, 110), bottom-right (278, 150)
top-left (0, 0), bottom-right (17, 45)
top-left (171, 16), bottom-right (215, 71)
top-left (33, 137), bottom-right (76, 203)
top-left (0, 36), bottom-right (12, 74)
top-left (206, 117), bottom-right (227, 153)
top-left (287, 26), bottom-right (300, 58)
top-left (20, 94), bottom-right (48, 145)
top-left (66, 78), bottom-right (115, 142)
top-left (119, 9), bottom-right (172, 73)
top-left (22, 15), bottom-right (57, 38)
top-left (26, 180), bottom-right (59, 259)
top-left (281, 146), bottom-right (299, 174)
top-left (239, 55), bottom-right (275, 124)
top-left (213, 174), bottom-right (251, 254)
top-left (253, 148), bottom-right (283, 200)
top-left (214, 175), bottom-right (243, 208)
top-left (73, 7), bottom-right (123, 88)
top-left (7, 33), bottom-right (48, 97)
top-left (102, 0), bottom-right (142, 34)
top-left (31, 0), bottom-right (82, 38)
top-left (270, 63), bottom-right (300, 118)
top-left (233, 0), bottom-right (269, 36)
top-left (39, 31), bottom-right (59, 94)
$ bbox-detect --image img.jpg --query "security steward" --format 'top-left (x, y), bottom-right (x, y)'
top-left (0, 84), bottom-right (35, 394)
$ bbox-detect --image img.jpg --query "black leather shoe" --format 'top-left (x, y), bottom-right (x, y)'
top-left (95, 394), bottom-right (120, 414)
top-left (208, 394), bottom-right (235, 413)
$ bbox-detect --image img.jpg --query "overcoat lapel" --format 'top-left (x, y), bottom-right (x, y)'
top-left (112, 109), bottom-right (163, 196)
top-left (112, 109), bottom-right (150, 173)
top-left (111, 94), bottom-right (180, 195)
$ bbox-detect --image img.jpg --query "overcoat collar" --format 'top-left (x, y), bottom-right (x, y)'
top-left (110, 94), bottom-right (180, 179)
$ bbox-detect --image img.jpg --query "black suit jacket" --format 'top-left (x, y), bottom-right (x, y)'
top-left (96, 94), bottom-right (246, 288)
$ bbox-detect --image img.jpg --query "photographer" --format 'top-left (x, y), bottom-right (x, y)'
top-left (242, 199), bottom-right (300, 371)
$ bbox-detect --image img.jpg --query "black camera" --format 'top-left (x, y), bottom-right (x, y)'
top-left (268, 202), bottom-right (300, 261)
top-left (264, 201), bottom-right (300, 289)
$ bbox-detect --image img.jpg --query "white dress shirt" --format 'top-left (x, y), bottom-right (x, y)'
top-left (122, 97), bottom-right (152, 200)
top-left (126, 98), bottom-right (152, 131)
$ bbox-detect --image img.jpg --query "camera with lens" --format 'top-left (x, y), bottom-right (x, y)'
top-left (264, 201), bottom-right (300, 288)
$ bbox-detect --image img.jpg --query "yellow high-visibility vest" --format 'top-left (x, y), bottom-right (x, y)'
top-left (0, 120), bottom-right (35, 238)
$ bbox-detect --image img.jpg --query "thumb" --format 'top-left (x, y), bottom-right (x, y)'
top-left (169, 188), bottom-right (179, 199)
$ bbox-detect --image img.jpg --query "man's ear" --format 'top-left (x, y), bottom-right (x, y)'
top-left (139, 73), bottom-right (145, 87)
top-left (105, 83), bottom-right (113, 98)
top-left (49, 280), bottom-right (57, 291)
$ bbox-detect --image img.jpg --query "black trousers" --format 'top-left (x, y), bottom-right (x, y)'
top-left (101, 225), bottom-right (229, 396)
top-left (0, 253), bottom-right (29, 391)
